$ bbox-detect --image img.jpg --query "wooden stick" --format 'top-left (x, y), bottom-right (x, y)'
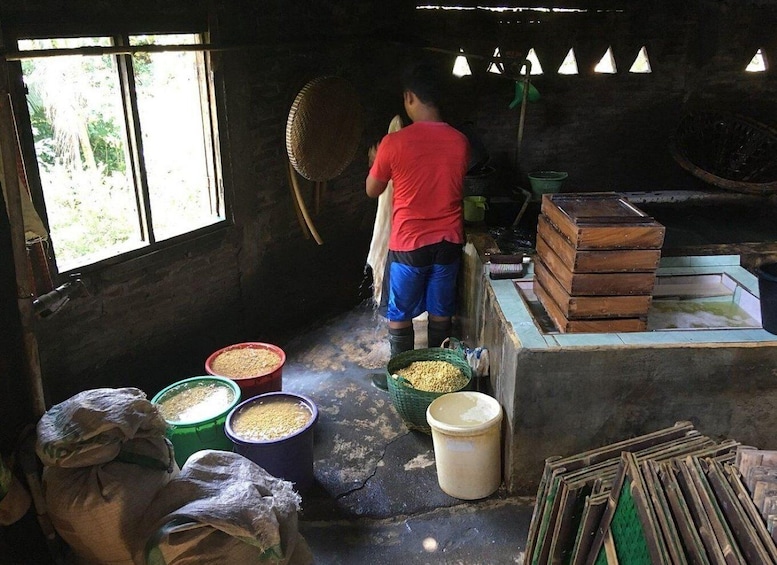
top-left (5, 35), bottom-right (403, 61)
top-left (603, 530), bottom-right (619, 564)
top-left (286, 158), bottom-right (310, 239)
top-left (288, 159), bottom-right (323, 245)
top-left (0, 84), bottom-right (46, 418)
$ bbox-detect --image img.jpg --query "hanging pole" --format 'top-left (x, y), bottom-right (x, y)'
top-left (515, 59), bottom-right (532, 172)
top-left (5, 35), bottom-right (407, 62)
top-left (288, 159), bottom-right (323, 245)
top-left (510, 59), bottom-right (535, 228)
top-left (0, 67), bottom-right (46, 418)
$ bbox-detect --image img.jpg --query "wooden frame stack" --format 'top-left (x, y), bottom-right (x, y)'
top-left (533, 192), bottom-right (666, 333)
top-left (525, 426), bottom-right (777, 565)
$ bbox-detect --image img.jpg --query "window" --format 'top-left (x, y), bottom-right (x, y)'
top-left (487, 48), bottom-right (503, 74)
top-left (18, 33), bottom-right (224, 273)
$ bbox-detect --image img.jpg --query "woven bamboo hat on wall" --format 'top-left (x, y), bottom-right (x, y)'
top-left (285, 76), bottom-right (364, 182)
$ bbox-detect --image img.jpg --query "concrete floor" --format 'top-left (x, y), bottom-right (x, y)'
top-left (280, 301), bottom-right (534, 564)
top-left (0, 301), bottom-right (534, 565)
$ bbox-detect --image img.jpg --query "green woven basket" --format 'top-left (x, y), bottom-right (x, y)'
top-left (386, 347), bottom-right (473, 434)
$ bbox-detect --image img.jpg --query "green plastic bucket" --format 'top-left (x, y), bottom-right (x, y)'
top-left (463, 196), bottom-right (488, 223)
top-left (151, 376), bottom-right (241, 468)
top-left (528, 171), bottom-right (568, 197)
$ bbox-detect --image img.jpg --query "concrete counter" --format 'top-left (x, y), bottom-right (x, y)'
top-left (460, 236), bottom-right (777, 495)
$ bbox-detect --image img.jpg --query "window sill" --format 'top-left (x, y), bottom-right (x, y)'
top-left (64, 221), bottom-right (234, 284)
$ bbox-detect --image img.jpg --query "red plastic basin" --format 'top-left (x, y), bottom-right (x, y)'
top-left (205, 342), bottom-right (285, 398)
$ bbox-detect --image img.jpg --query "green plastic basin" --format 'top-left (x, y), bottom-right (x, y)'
top-left (528, 171), bottom-right (568, 196)
top-left (151, 376), bottom-right (241, 468)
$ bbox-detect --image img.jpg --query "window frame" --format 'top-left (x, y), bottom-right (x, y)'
top-left (9, 30), bottom-right (231, 279)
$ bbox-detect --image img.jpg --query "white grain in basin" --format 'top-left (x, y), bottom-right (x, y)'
top-left (159, 383), bottom-right (235, 423)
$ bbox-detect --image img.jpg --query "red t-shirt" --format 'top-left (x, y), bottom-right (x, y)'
top-left (369, 121), bottom-right (470, 252)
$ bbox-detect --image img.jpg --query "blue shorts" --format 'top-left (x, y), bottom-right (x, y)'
top-left (379, 241), bottom-right (462, 322)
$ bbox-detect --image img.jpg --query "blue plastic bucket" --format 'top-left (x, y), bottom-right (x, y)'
top-left (225, 392), bottom-right (318, 491)
top-left (756, 262), bottom-right (777, 335)
top-left (152, 376), bottom-right (241, 468)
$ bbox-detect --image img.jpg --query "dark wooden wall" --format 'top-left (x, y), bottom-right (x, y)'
top-left (412, 0), bottom-right (777, 192)
top-left (0, 0), bottom-right (417, 412)
top-left (0, 0), bottom-right (775, 432)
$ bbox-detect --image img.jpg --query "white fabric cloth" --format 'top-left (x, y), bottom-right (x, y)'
top-left (0, 146), bottom-right (48, 243)
top-left (366, 115), bottom-right (403, 305)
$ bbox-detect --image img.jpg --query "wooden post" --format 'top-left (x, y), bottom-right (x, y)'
top-left (0, 59), bottom-right (47, 418)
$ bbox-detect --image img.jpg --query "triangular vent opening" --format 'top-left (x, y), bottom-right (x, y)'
top-left (629, 46), bottom-right (652, 73)
top-left (746, 48), bottom-right (767, 72)
top-left (558, 48), bottom-right (578, 75)
top-left (453, 48), bottom-right (472, 77)
top-left (520, 48), bottom-right (544, 75)
top-left (488, 47), bottom-right (503, 74)
top-left (594, 46), bottom-right (617, 74)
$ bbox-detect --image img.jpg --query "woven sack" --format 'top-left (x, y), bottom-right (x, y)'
top-left (141, 450), bottom-right (312, 565)
top-left (37, 388), bottom-right (176, 564)
top-left (0, 471), bottom-right (31, 526)
top-left (43, 436), bottom-right (176, 565)
top-left (36, 387), bottom-right (168, 468)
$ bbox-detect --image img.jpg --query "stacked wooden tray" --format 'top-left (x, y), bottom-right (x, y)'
top-left (533, 192), bottom-right (666, 333)
top-left (524, 423), bottom-right (777, 565)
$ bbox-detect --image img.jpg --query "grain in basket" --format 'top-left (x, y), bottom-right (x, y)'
top-left (393, 360), bottom-right (467, 393)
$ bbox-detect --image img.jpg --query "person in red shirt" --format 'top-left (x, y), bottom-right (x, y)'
top-left (366, 61), bottom-right (470, 386)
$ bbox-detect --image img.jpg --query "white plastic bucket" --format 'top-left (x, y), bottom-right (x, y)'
top-left (426, 391), bottom-right (503, 500)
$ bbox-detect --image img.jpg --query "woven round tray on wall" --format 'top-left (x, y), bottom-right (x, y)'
top-left (669, 111), bottom-right (777, 195)
top-left (285, 76), bottom-right (364, 182)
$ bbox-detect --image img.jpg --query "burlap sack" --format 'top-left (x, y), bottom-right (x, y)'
top-left (37, 388), bottom-right (177, 564)
top-left (0, 475), bottom-right (31, 526)
top-left (141, 450), bottom-right (313, 565)
top-left (37, 387), bottom-right (168, 468)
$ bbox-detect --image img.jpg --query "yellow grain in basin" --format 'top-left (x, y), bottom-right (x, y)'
top-left (231, 397), bottom-right (313, 441)
top-left (210, 348), bottom-right (281, 378)
top-left (394, 360), bottom-right (467, 393)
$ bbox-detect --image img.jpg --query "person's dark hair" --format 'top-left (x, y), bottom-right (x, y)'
top-left (401, 60), bottom-right (444, 108)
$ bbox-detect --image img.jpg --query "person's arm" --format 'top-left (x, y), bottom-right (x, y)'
top-left (366, 175), bottom-right (388, 199)
top-left (365, 142), bottom-right (389, 198)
